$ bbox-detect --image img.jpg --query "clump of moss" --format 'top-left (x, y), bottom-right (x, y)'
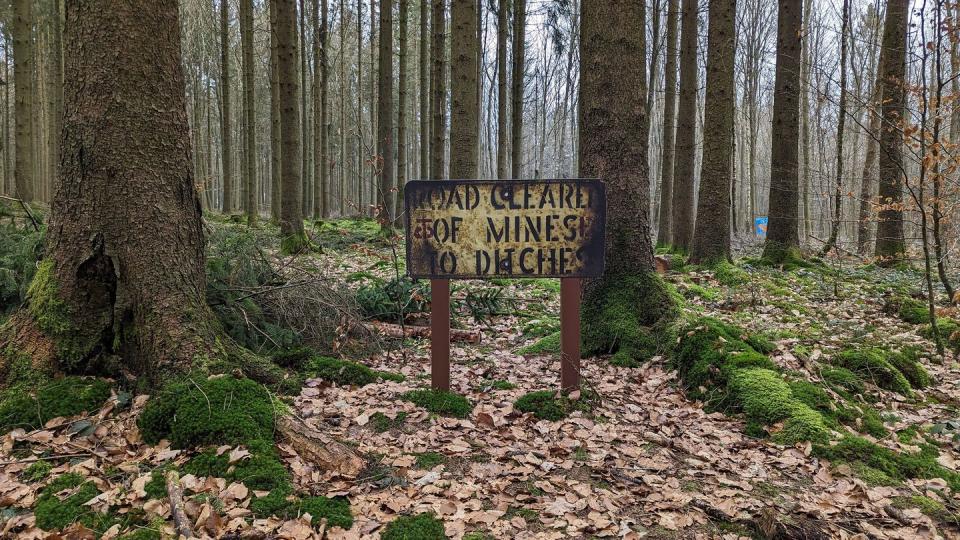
top-left (249, 489), bottom-right (353, 529)
top-left (382, 512), bottom-right (448, 540)
top-left (893, 297), bottom-right (931, 325)
top-left (888, 347), bottom-right (932, 389)
top-left (728, 369), bottom-right (830, 444)
top-left (117, 528), bottom-right (162, 540)
top-left (21, 460), bottom-right (52, 482)
top-left (415, 452), bottom-right (446, 469)
top-left (184, 440), bottom-right (290, 492)
top-left (759, 243), bottom-right (813, 271)
top-left (143, 466), bottom-right (172, 499)
top-left (402, 389), bottom-right (471, 418)
top-left (0, 376), bottom-right (111, 433)
top-left (138, 375), bottom-right (278, 448)
top-left (369, 411), bottom-right (407, 433)
top-left (820, 366), bottom-right (866, 396)
top-left (302, 356), bottom-right (402, 387)
top-left (712, 261), bottom-right (749, 287)
top-left (250, 488), bottom-right (293, 518)
top-left (514, 389), bottom-right (594, 421)
top-left (892, 495), bottom-right (956, 524)
top-left (581, 272), bottom-right (679, 366)
top-left (33, 473), bottom-right (101, 531)
top-left (830, 349), bottom-right (912, 395)
top-left (922, 318), bottom-right (960, 352)
top-left (516, 331), bottom-right (560, 356)
top-left (0, 223), bottom-right (43, 318)
top-left (814, 436), bottom-right (960, 491)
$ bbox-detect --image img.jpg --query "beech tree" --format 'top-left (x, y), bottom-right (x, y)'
top-left (762, 0), bottom-right (802, 261)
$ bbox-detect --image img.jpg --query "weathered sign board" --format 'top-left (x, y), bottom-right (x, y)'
top-left (404, 179), bottom-right (607, 392)
top-left (404, 179), bottom-right (606, 279)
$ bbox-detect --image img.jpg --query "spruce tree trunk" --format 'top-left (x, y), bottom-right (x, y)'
top-left (277, 0), bottom-right (307, 250)
top-left (220, 0), bottom-right (233, 212)
top-left (13, 0), bottom-right (34, 202)
top-left (874, 0), bottom-right (908, 263)
top-left (0, 0), bottom-right (251, 384)
top-left (762, 0), bottom-right (802, 261)
top-left (313, 0), bottom-right (329, 218)
top-left (429, 0), bottom-right (446, 180)
top-left (670, 0), bottom-right (698, 251)
top-left (394, 0), bottom-right (408, 223)
top-left (496, 0), bottom-right (509, 179)
top-left (377, 0), bottom-right (394, 229)
top-left (300, 0), bottom-right (312, 218)
top-left (656, 0), bottom-right (679, 246)
top-left (270, 0), bottom-right (283, 220)
top-left (419, 0), bottom-right (430, 180)
top-left (240, 0), bottom-right (258, 225)
top-left (690, 0), bottom-right (736, 264)
top-left (450, 0), bottom-right (479, 179)
top-left (510, 0), bottom-right (525, 178)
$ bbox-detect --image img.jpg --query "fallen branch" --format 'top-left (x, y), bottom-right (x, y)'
top-left (276, 414), bottom-right (365, 478)
top-left (166, 470), bottom-right (193, 538)
top-left (0, 195), bottom-right (39, 231)
top-left (363, 321), bottom-right (481, 343)
top-left (0, 452), bottom-right (90, 466)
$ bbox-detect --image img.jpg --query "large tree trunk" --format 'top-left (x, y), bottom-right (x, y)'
top-left (656, 0), bottom-right (679, 246)
top-left (278, 0), bottom-right (307, 251)
top-left (377, 0), bottom-right (394, 229)
top-left (496, 0), bottom-right (509, 179)
top-left (762, 0), bottom-right (802, 261)
top-left (690, 0), bottom-right (736, 264)
top-left (220, 0), bottom-right (233, 212)
top-left (510, 0), bottom-right (525, 178)
top-left (13, 0), bottom-right (34, 202)
top-left (429, 0), bottom-right (446, 180)
top-left (0, 0), bottom-right (227, 383)
top-left (450, 0), bottom-right (479, 179)
top-left (270, 0), bottom-right (283, 220)
top-left (419, 0), bottom-right (430, 180)
top-left (670, 0), bottom-right (697, 251)
top-left (240, 0), bottom-right (257, 225)
top-left (874, 0), bottom-right (908, 263)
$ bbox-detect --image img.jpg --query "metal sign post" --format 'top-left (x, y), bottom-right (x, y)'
top-left (405, 179), bottom-right (606, 392)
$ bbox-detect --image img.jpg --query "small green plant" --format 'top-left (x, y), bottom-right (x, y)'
top-left (21, 460), bottom-right (52, 482)
top-left (303, 356), bottom-right (383, 387)
top-left (514, 389), bottom-right (594, 421)
top-left (369, 411), bottom-right (407, 433)
top-left (298, 496), bottom-right (354, 529)
top-left (382, 512), bottom-right (448, 540)
top-left (402, 389), bottom-right (472, 418)
top-left (356, 276), bottom-right (430, 323)
top-left (415, 451), bottom-right (446, 469)
top-left (184, 439), bottom-right (290, 492)
top-left (517, 331), bottom-right (560, 356)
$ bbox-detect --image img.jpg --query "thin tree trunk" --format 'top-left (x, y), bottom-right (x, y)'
top-left (240, 0), bottom-right (258, 225)
top-left (858, 63), bottom-right (882, 254)
top-left (12, 0), bottom-right (33, 202)
top-left (510, 0), bottom-right (525, 178)
top-left (656, 0), bottom-right (679, 246)
top-left (819, 0), bottom-right (849, 257)
top-left (690, 0), bottom-right (736, 264)
top-left (270, 0), bottom-right (283, 219)
top-left (496, 0), bottom-right (509, 179)
top-left (300, 0), bottom-right (312, 217)
top-left (377, 0), bottom-right (394, 229)
top-left (419, 0), bottom-right (430, 180)
top-left (395, 0), bottom-right (409, 224)
top-left (430, 0), bottom-right (447, 180)
top-left (278, 0), bottom-right (307, 251)
top-left (670, 0), bottom-right (698, 250)
top-left (220, 0), bottom-right (233, 212)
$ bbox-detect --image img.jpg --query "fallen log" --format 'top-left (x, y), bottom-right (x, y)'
top-left (276, 415), bottom-right (365, 478)
top-left (166, 470), bottom-right (193, 538)
top-left (363, 321), bottom-right (481, 343)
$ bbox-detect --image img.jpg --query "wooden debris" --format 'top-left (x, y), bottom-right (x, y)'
top-left (166, 470), bottom-right (193, 538)
top-left (363, 321), bottom-right (481, 343)
top-left (276, 414), bottom-right (365, 478)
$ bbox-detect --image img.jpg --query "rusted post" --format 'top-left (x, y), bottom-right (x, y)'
top-left (560, 278), bottom-right (581, 390)
top-left (430, 278), bottom-right (451, 390)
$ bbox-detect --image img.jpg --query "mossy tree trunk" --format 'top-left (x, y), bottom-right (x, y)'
top-left (690, 0), bottom-right (736, 264)
top-left (0, 0), bottom-right (262, 386)
top-left (579, 0), bottom-right (676, 366)
top-left (762, 0), bottom-right (802, 262)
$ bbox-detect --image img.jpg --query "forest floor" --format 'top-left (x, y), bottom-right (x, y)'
top-left (2, 217), bottom-right (960, 539)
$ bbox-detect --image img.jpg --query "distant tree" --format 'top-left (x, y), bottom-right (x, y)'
top-left (496, 0), bottom-right (510, 179)
top-left (430, 0), bottom-right (447, 180)
top-left (220, 0), bottom-right (233, 212)
top-left (312, 0), bottom-right (329, 218)
top-left (691, 0), bottom-right (737, 263)
top-left (762, 0), bottom-right (802, 262)
top-left (419, 0), bottom-right (430, 180)
top-left (670, 0), bottom-right (698, 251)
top-left (277, 0), bottom-right (307, 251)
top-left (511, 0), bottom-right (525, 178)
top-left (270, 0), bottom-right (283, 219)
top-left (394, 0), bottom-right (409, 223)
top-left (240, 0), bottom-right (257, 225)
top-left (656, 0), bottom-right (679, 246)
top-left (377, 0), bottom-right (394, 230)
top-left (874, 0), bottom-right (908, 263)
top-left (12, 0), bottom-right (33, 202)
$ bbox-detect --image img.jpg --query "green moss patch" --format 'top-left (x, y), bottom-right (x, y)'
top-left (21, 460), bottom-right (52, 482)
top-left (814, 436), bottom-right (960, 491)
top-left (0, 224), bottom-right (43, 318)
top-left (581, 272), bottom-right (679, 366)
top-left (830, 349), bottom-right (913, 395)
top-left (892, 495), bottom-right (957, 524)
top-left (514, 389), bottom-right (595, 421)
top-left (892, 296), bottom-right (931, 325)
top-left (415, 452), bottom-right (446, 469)
top-left (138, 375), bottom-right (278, 448)
top-left (370, 411), bottom-right (407, 433)
top-left (516, 331), bottom-right (560, 356)
top-left (382, 512), bottom-right (448, 540)
top-left (402, 389), bottom-right (471, 418)
top-left (33, 473), bottom-right (101, 531)
top-left (184, 440), bottom-right (290, 492)
top-left (729, 369), bottom-right (829, 444)
top-left (303, 356), bottom-right (400, 387)
top-left (0, 376), bottom-right (111, 433)
top-left (888, 347), bottom-right (932, 389)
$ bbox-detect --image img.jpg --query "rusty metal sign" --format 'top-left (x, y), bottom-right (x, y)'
top-left (404, 179), bottom-right (606, 279)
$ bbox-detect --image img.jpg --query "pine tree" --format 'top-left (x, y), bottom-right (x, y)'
top-left (277, 0), bottom-right (307, 251)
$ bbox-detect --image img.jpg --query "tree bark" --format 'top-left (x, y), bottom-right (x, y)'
top-left (762, 0), bottom-right (803, 261)
top-left (240, 0), bottom-right (257, 225)
top-left (690, 0), bottom-right (736, 264)
top-left (377, 0), bottom-right (394, 229)
top-left (450, 0), bottom-right (479, 180)
top-left (429, 0), bottom-right (447, 180)
top-left (300, 0), bottom-right (312, 218)
top-left (394, 0), bottom-right (409, 224)
top-left (510, 0), bottom-right (525, 178)
top-left (220, 0), bottom-right (233, 212)
top-left (819, 0), bottom-right (849, 257)
top-left (278, 0), bottom-right (307, 251)
top-left (670, 0), bottom-right (698, 251)
top-left (874, 0), bottom-right (908, 263)
top-left (496, 0), bottom-right (510, 179)
top-left (12, 0), bottom-right (33, 202)
top-left (857, 59), bottom-right (883, 254)
top-left (312, 0), bottom-right (329, 218)
top-left (656, 0), bottom-right (679, 246)
top-left (419, 0), bottom-right (430, 180)
top-left (270, 0), bottom-right (283, 220)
